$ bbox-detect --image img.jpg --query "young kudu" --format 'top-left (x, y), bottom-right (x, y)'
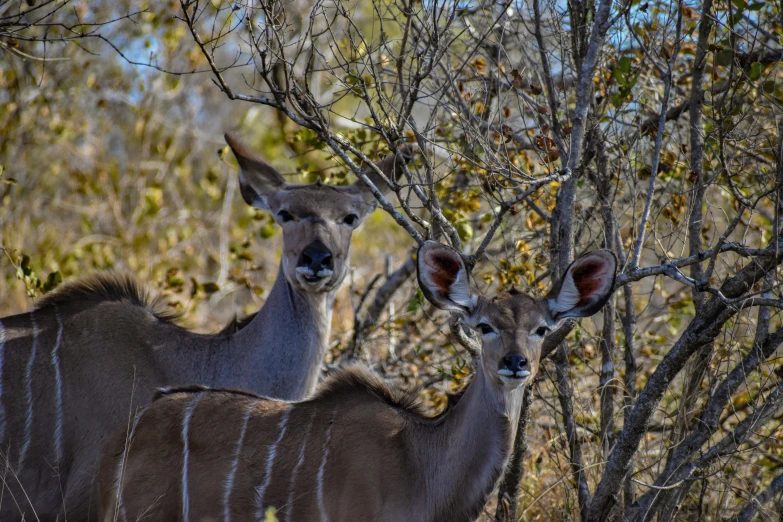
top-left (98, 241), bottom-right (616, 522)
top-left (0, 134), bottom-right (410, 521)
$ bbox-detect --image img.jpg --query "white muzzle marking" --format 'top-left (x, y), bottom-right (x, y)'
top-left (296, 266), bottom-right (315, 277)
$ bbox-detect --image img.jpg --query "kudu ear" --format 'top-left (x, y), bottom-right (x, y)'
top-left (546, 250), bottom-right (617, 321)
top-left (417, 241), bottom-right (476, 314)
top-left (225, 133), bottom-right (286, 210)
top-left (353, 145), bottom-right (416, 200)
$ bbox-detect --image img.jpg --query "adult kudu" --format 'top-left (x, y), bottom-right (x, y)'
top-left (0, 134), bottom-right (411, 521)
top-left (98, 241), bottom-right (617, 522)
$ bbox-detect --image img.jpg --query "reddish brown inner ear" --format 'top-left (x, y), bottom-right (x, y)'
top-left (572, 260), bottom-right (607, 306)
top-left (427, 252), bottom-right (460, 295)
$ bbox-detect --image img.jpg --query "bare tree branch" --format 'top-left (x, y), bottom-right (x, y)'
top-left (727, 472), bottom-right (783, 522)
top-left (588, 238), bottom-right (783, 521)
top-left (348, 256), bottom-right (416, 358)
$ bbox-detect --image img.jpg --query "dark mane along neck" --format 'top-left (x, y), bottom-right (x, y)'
top-left (35, 272), bottom-right (180, 323)
top-left (153, 384), bottom-right (265, 402)
top-left (33, 273), bottom-right (257, 338)
top-left (312, 366), bottom-right (428, 417)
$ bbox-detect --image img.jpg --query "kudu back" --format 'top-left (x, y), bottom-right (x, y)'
top-left (98, 241), bottom-right (616, 522)
top-left (0, 134), bottom-right (411, 521)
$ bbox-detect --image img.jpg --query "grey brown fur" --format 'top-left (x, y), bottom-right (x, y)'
top-left (97, 241), bottom-right (617, 522)
top-left (99, 367), bottom-right (517, 522)
top-left (35, 273), bottom-right (178, 323)
top-left (0, 134), bottom-right (412, 521)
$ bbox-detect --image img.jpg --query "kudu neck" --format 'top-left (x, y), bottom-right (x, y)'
top-left (226, 263), bottom-right (335, 399)
top-left (414, 357), bottom-right (526, 521)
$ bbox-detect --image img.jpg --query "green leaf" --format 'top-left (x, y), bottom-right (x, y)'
top-left (619, 56), bottom-right (632, 74)
top-left (749, 62), bottom-right (762, 81)
top-left (42, 271), bottom-right (63, 293)
top-left (730, 0), bottom-right (745, 10)
top-left (20, 254), bottom-right (32, 275)
top-left (264, 507), bottom-right (278, 522)
top-left (747, 1), bottom-right (763, 9)
top-left (762, 79), bottom-right (775, 93)
top-left (613, 68), bottom-right (626, 86)
top-left (167, 276), bottom-right (184, 288)
top-left (407, 288), bottom-right (424, 313)
top-left (456, 221), bottom-right (474, 241)
top-left (715, 49), bottom-right (734, 66)
top-left (259, 223), bottom-right (277, 239)
top-left (612, 57), bottom-right (633, 86)
top-left (201, 282), bottom-right (220, 294)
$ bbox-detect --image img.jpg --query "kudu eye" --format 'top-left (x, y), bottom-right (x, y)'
top-left (535, 326), bottom-right (550, 337)
top-left (278, 210), bottom-right (294, 223)
top-left (343, 213), bottom-right (359, 226)
top-left (476, 323), bottom-right (494, 335)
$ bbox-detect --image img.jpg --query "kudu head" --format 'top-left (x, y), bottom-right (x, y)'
top-left (417, 241), bottom-right (616, 389)
top-left (225, 134), bottom-right (412, 293)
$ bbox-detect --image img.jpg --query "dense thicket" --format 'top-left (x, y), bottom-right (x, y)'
top-left (2, 0), bottom-right (782, 519)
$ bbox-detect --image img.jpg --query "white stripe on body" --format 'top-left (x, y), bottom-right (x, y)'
top-left (316, 409), bottom-right (337, 522)
top-left (51, 307), bottom-right (64, 465)
top-left (182, 393), bottom-right (204, 522)
top-left (223, 400), bottom-right (256, 522)
top-left (0, 319), bottom-right (5, 443)
top-left (255, 408), bottom-right (291, 520)
top-left (285, 410), bottom-right (316, 522)
top-left (18, 312), bottom-right (39, 468)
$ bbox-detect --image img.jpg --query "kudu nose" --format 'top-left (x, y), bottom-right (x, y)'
top-left (298, 241), bottom-right (334, 274)
top-left (501, 355), bottom-right (528, 373)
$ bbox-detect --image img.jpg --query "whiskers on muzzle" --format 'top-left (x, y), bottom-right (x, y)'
top-left (497, 368), bottom-right (531, 379)
top-left (295, 266), bottom-right (334, 279)
top-left (295, 266), bottom-right (335, 289)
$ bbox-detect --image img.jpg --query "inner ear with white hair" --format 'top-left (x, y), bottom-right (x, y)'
top-left (417, 241), bottom-right (476, 314)
top-left (546, 250), bottom-right (617, 321)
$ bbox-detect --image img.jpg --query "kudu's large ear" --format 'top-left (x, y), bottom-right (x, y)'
top-left (417, 241), bottom-right (476, 314)
top-left (353, 145), bottom-right (416, 199)
top-left (546, 250), bottom-right (617, 321)
top-left (225, 133), bottom-right (286, 210)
